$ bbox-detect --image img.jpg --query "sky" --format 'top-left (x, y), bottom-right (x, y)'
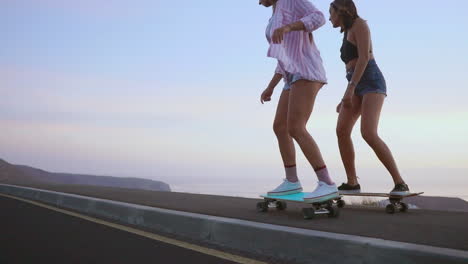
top-left (1, 0), bottom-right (468, 198)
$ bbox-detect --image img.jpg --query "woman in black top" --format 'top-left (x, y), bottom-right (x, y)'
top-left (329, 0), bottom-right (410, 195)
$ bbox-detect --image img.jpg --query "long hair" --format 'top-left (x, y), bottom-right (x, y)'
top-left (330, 0), bottom-right (360, 33)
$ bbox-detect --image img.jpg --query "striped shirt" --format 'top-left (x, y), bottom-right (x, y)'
top-left (266, 0), bottom-right (327, 84)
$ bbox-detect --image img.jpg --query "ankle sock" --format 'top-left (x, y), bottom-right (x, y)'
top-left (315, 165), bottom-right (334, 185)
top-left (285, 164), bottom-right (299, 183)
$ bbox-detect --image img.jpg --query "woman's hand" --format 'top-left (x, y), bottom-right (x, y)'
top-left (260, 87), bottom-right (274, 104)
top-left (341, 85), bottom-right (355, 109)
top-left (272, 25), bottom-right (291, 44)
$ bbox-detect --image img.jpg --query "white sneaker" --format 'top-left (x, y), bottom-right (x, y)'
top-left (267, 179), bottom-right (303, 196)
top-left (303, 181), bottom-right (339, 203)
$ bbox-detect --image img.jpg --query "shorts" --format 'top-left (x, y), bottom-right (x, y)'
top-left (282, 72), bottom-right (306, 91)
top-left (346, 59), bottom-right (387, 97)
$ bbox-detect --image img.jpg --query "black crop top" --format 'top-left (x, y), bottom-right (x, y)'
top-left (340, 31), bottom-right (359, 64)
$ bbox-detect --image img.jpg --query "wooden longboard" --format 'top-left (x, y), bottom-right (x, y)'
top-left (339, 192), bottom-right (424, 198)
top-left (337, 192), bottom-right (424, 214)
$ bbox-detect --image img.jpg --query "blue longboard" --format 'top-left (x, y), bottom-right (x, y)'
top-left (257, 192), bottom-right (342, 219)
top-left (260, 192), bottom-right (307, 202)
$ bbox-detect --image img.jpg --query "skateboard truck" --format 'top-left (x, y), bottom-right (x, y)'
top-left (386, 197), bottom-right (409, 214)
top-left (257, 197), bottom-right (340, 220)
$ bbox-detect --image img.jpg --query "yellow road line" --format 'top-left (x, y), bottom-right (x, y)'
top-left (0, 193), bottom-right (269, 264)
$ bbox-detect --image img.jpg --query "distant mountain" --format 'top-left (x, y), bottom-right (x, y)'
top-left (0, 158), bottom-right (170, 192)
top-left (0, 159), bottom-right (35, 184)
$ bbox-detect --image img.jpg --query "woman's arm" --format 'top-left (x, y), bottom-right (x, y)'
top-left (341, 20), bottom-right (371, 108)
top-left (261, 71), bottom-right (283, 104)
top-left (268, 72), bottom-right (283, 90)
top-left (349, 20), bottom-right (371, 88)
top-left (295, 0), bottom-right (326, 32)
top-left (281, 0), bottom-right (326, 33)
top-left (271, 0), bottom-right (325, 43)
top-left (269, 63), bottom-right (284, 89)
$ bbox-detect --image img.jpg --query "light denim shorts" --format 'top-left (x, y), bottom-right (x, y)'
top-left (282, 72), bottom-right (306, 91)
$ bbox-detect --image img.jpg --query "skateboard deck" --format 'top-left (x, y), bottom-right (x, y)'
top-left (257, 192), bottom-right (342, 219)
top-left (339, 192), bottom-right (424, 198)
top-left (260, 192), bottom-right (309, 203)
top-left (337, 192), bottom-right (424, 214)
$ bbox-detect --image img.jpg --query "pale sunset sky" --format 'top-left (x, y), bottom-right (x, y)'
top-left (2, 0), bottom-right (467, 198)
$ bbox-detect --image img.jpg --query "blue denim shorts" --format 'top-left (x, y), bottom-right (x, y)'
top-left (346, 59), bottom-right (387, 97)
top-left (282, 72), bottom-right (305, 91)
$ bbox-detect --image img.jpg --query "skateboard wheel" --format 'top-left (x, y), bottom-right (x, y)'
top-left (256, 202), bottom-right (268, 213)
top-left (276, 201), bottom-right (287, 210)
top-left (400, 203), bottom-right (408, 212)
top-left (337, 199), bottom-right (346, 208)
top-left (386, 204), bottom-right (396, 214)
top-left (327, 205), bottom-right (340, 218)
top-left (302, 208), bottom-right (315, 220)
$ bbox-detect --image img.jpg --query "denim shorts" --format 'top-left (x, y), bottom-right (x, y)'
top-left (282, 72), bottom-right (305, 91)
top-left (346, 59), bottom-right (387, 97)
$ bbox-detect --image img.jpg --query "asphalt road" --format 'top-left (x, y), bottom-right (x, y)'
top-left (0, 196), bottom-right (272, 264)
top-left (6, 183), bottom-right (468, 251)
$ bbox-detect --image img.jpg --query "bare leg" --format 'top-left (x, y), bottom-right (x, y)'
top-left (360, 93), bottom-right (405, 184)
top-left (336, 95), bottom-right (362, 185)
top-left (273, 89), bottom-right (296, 166)
top-left (287, 80), bottom-right (325, 170)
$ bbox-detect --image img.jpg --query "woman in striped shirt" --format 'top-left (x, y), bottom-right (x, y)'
top-left (259, 0), bottom-right (339, 203)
